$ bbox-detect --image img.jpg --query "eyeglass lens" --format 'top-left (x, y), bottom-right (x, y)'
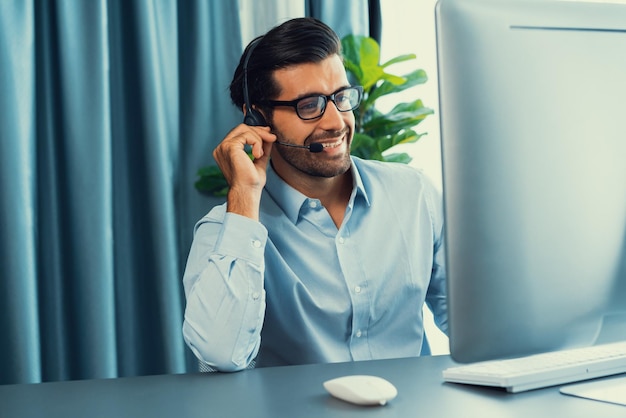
top-left (296, 87), bottom-right (361, 119)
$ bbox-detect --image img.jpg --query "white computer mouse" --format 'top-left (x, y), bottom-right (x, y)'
top-left (323, 375), bottom-right (398, 406)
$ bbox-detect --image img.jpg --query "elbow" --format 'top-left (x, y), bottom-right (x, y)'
top-left (182, 320), bottom-right (257, 372)
top-left (198, 353), bottom-right (250, 373)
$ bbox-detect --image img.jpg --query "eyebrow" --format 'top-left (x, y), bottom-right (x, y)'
top-left (282, 84), bottom-right (353, 102)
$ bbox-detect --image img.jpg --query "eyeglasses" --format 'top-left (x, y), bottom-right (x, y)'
top-left (261, 86), bottom-right (363, 120)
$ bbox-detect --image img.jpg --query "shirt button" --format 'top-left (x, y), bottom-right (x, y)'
top-left (355, 330), bottom-right (362, 338)
top-left (338, 237), bottom-right (345, 244)
top-left (354, 286), bottom-right (362, 294)
top-left (309, 200), bottom-right (318, 208)
top-left (252, 292), bottom-right (260, 300)
top-left (252, 240), bottom-right (262, 248)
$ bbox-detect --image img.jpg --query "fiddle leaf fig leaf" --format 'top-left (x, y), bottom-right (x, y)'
top-left (383, 152), bottom-right (413, 164)
top-left (381, 53), bottom-right (417, 68)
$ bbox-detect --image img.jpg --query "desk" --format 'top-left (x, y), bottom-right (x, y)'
top-left (0, 355), bottom-right (623, 417)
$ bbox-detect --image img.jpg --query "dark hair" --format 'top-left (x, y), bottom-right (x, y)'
top-left (229, 17), bottom-right (342, 117)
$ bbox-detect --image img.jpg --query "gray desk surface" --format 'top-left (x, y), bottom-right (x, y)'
top-left (0, 355), bottom-right (624, 418)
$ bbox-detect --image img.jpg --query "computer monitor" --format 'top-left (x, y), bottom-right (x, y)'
top-left (435, 0), bottom-right (626, 363)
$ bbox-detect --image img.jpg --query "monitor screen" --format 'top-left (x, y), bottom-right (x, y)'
top-left (435, 0), bottom-right (626, 363)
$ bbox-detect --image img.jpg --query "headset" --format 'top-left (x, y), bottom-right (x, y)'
top-left (242, 38), bottom-right (267, 127)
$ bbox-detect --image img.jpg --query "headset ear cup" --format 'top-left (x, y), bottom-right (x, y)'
top-left (243, 108), bottom-right (267, 126)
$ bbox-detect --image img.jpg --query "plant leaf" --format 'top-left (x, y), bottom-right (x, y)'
top-left (195, 165), bottom-right (229, 197)
top-left (341, 34), bottom-right (362, 67)
top-left (380, 53), bottom-right (416, 68)
top-left (351, 133), bottom-right (384, 161)
top-left (383, 152), bottom-right (413, 164)
top-left (366, 69), bottom-right (428, 105)
top-left (390, 129), bottom-right (425, 147)
top-left (363, 101), bottom-right (434, 137)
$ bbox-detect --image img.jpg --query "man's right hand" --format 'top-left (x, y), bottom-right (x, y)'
top-left (212, 124), bottom-right (276, 220)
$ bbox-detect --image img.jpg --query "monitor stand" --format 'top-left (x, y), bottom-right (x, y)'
top-left (560, 374), bottom-right (626, 407)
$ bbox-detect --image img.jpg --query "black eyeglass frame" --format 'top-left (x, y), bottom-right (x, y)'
top-left (260, 86), bottom-right (363, 121)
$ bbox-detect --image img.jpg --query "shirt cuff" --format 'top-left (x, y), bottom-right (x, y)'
top-left (214, 212), bottom-right (268, 266)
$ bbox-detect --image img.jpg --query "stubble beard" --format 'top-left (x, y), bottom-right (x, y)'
top-left (273, 126), bottom-right (352, 178)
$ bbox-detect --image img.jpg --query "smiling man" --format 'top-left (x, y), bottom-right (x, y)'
top-left (182, 17), bottom-right (448, 372)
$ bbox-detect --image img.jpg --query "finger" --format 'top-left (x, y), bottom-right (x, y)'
top-left (216, 126), bottom-right (261, 155)
top-left (249, 127), bottom-right (276, 159)
top-left (253, 140), bottom-right (274, 168)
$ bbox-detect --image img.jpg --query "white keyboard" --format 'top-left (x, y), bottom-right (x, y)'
top-left (442, 341), bottom-right (626, 393)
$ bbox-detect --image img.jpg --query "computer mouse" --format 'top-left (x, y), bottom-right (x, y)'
top-left (323, 375), bottom-right (398, 406)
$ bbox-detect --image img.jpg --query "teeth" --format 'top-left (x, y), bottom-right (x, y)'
top-left (322, 138), bottom-right (343, 148)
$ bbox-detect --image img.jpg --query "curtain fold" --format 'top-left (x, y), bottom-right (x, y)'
top-left (0, 0), bottom-right (371, 386)
top-left (305, 0), bottom-right (372, 38)
top-left (176, 0), bottom-right (243, 272)
top-left (107, 0), bottom-right (184, 378)
top-left (368, 0), bottom-right (382, 44)
top-left (0, 0), bottom-right (243, 385)
top-left (37, 0), bottom-right (120, 383)
top-left (0, 0), bottom-right (40, 385)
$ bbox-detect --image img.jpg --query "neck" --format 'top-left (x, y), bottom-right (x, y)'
top-left (271, 160), bottom-right (353, 228)
top-left (302, 173), bottom-right (354, 228)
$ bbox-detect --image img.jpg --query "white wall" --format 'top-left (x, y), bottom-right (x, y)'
top-left (379, 0), bottom-right (442, 190)
top-left (380, 0), bottom-right (449, 355)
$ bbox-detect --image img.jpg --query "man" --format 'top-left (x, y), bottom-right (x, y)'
top-left (182, 17), bottom-right (447, 372)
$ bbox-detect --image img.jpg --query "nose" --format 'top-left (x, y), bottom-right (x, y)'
top-left (318, 98), bottom-right (347, 130)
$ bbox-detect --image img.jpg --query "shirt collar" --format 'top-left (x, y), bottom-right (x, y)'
top-left (264, 157), bottom-right (371, 224)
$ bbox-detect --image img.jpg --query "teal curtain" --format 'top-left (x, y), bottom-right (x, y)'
top-left (0, 0), bottom-right (242, 385)
top-left (306, 0), bottom-right (377, 39)
top-left (0, 0), bottom-right (371, 386)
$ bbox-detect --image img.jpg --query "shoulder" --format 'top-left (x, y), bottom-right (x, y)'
top-left (352, 157), bottom-right (443, 225)
top-left (352, 156), bottom-right (436, 191)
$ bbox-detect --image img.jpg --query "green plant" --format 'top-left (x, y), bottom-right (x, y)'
top-left (194, 34), bottom-right (432, 196)
top-left (194, 165), bottom-right (230, 197)
top-left (341, 34), bottom-right (433, 163)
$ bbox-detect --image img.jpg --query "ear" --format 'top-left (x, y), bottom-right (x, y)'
top-left (242, 104), bottom-right (268, 127)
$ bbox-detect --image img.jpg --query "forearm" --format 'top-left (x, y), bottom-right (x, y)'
top-left (226, 185), bottom-right (263, 221)
top-left (182, 211), bottom-right (267, 371)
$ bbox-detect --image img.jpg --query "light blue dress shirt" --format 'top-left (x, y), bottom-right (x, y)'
top-left (183, 157), bottom-right (447, 371)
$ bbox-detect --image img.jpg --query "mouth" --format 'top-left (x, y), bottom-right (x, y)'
top-left (309, 134), bottom-right (346, 151)
top-left (320, 137), bottom-right (344, 149)
top-left (305, 126), bottom-right (351, 152)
